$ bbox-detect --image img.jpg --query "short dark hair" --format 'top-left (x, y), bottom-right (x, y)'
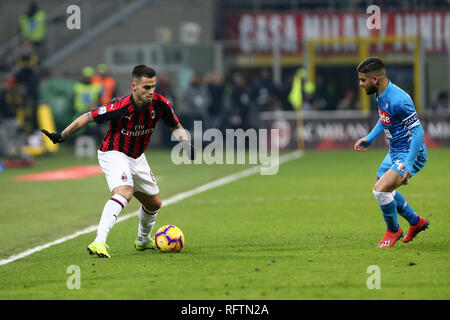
top-left (131, 65), bottom-right (156, 81)
top-left (357, 57), bottom-right (385, 74)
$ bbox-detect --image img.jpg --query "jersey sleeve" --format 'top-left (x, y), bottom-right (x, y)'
top-left (363, 119), bottom-right (384, 147)
top-left (90, 97), bottom-right (127, 124)
top-left (395, 96), bottom-right (420, 130)
top-left (161, 99), bottom-right (180, 128)
top-left (405, 124), bottom-right (424, 172)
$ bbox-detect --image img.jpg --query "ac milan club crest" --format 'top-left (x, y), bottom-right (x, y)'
top-left (121, 172), bottom-right (128, 182)
top-left (151, 109), bottom-right (156, 119)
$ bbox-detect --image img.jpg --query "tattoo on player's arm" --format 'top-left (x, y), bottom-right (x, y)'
top-left (62, 113), bottom-right (91, 139)
top-left (62, 122), bottom-right (79, 139)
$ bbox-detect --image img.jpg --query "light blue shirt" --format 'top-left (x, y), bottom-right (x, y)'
top-left (375, 81), bottom-right (422, 154)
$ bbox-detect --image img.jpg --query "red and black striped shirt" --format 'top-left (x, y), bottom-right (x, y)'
top-left (90, 93), bottom-right (179, 159)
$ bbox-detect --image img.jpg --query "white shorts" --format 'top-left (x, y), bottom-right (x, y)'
top-left (97, 150), bottom-right (159, 196)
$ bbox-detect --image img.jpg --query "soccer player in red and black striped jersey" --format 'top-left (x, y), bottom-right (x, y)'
top-left (42, 65), bottom-right (193, 258)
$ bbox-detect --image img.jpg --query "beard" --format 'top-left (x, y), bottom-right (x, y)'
top-left (365, 84), bottom-right (377, 95)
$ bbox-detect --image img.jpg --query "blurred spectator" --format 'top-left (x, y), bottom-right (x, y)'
top-left (155, 72), bottom-right (176, 146)
top-left (227, 72), bottom-right (253, 130)
top-left (431, 91), bottom-right (449, 111)
top-left (91, 63), bottom-right (118, 105)
top-left (0, 76), bottom-right (28, 159)
top-left (183, 73), bottom-right (211, 130)
top-left (73, 66), bottom-right (102, 116)
top-left (302, 81), bottom-right (317, 111)
top-left (14, 40), bottom-right (40, 132)
top-left (312, 97), bottom-right (328, 111)
top-left (73, 66), bottom-right (102, 140)
top-left (287, 68), bottom-right (317, 111)
top-left (156, 72), bottom-right (175, 104)
top-left (251, 68), bottom-right (281, 112)
top-left (19, 2), bottom-right (47, 52)
top-left (281, 73), bottom-right (295, 111)
top-left (206, 70), bottom-right (226, 128)
top-left (337, 89), bottom-right (360, 110)
top-left (0, 56), bottom-right (12, 78)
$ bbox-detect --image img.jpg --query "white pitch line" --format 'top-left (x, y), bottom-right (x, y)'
top-left (0, 150), bottom-right (303, 266)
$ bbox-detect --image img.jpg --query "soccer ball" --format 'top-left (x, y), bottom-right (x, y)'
top-left (155, 225), bottom-right (185, 252)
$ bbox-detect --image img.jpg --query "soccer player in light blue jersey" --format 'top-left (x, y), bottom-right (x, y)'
top-left (354, 57), bottom-right (429, 248)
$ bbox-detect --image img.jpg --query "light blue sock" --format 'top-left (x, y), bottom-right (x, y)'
top-left (394, 191), bottom-right (420, 225)
top-left (380, 200), bottom-right (399, 232)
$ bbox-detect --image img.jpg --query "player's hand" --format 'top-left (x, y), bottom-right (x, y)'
top-left (41, 129), bottom-right (64, 144)
top-left (181, 140), bottom-right (195, 161)
top-left (354, 137), bottom-right (368, 151)
top-left (397, 163), bottom-right (411, 185)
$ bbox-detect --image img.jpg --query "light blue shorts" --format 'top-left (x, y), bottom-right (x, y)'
top-left (377, 145), bottom-right (427, 179)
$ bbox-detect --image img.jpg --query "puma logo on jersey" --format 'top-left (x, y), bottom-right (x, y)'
top-left (378, 109), bottom-right (392, 125)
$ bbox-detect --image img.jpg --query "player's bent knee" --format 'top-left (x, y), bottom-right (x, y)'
top-left (373, 180), bottom-right (390, 193)
top-left (372, 188), bottom-right (394, 205)
top-left (149, 198), bottom-right (162, 211)
top-left (141, 196), bottom-right (162, 212)
top-left (373, 184), bottom-right (382, 192)
top-left (112, 185), bottom-right (134, 201)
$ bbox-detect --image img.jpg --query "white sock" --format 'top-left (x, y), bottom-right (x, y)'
top-left (95, 194), bottom-right (128, 243)
top-left (137, 206), bottom-right (158, 242)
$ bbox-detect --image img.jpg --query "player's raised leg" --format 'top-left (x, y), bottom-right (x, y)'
top-left (373, 169), bottom-right (403, 248)
top-left (134, 191), bottom-right (162, 250)
top-left (392, 190), bottom-right (429, 242)
top-left (397, 151), bottom-right (429, 243)
top-left (393, 190), bottom-right (419, 224)
top-left (376, 168), bottom-right (429, 243)
top-left (88, 185), bottom-right (133, 258)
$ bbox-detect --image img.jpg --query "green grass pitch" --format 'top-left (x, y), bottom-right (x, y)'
top-left (0, 146), bottom-right (449, 299)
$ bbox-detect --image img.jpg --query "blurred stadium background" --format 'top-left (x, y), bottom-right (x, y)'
top-left (1, 0), bottom-right (450, 301)
top-left (0, 0), bottom-right (449, 165)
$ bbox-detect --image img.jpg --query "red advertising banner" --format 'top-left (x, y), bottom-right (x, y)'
top-left (224, 10), bottom-right (450, 53)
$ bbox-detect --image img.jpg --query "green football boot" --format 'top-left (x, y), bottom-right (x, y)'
top-left (87, 241), bottom-right (111, 258)
top-left (134, 237), bottom-right (157, 251)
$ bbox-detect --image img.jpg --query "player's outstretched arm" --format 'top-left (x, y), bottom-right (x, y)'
top-left (354, 137), bottom-right (368, 151)
top-left (41, 112), bottom-right (94, 144)
top-left (171, 123), bottom-right (195, 160)
top-left (171, 123), bottom-right (189, 142)
top-left (354, 119), bottom-right (384, 151)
